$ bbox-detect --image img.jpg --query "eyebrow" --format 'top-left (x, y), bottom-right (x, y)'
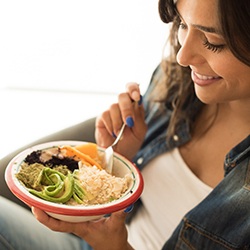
top-left (175, 8), bottom-right (221, 35)
top-left (192, 24), bottom-right (220, 34)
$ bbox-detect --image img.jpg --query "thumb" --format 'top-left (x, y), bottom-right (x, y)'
top-left (110, 210), bottom-right (127, 225)
top-left (110, 204), bottom-right (134, 225)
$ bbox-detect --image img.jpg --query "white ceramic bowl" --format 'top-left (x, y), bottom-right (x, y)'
top-left (5, 141), bottom-right (144, 222)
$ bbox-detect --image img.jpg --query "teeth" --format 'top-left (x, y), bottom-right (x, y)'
top-left (195, 72), bottom-right (219, 80)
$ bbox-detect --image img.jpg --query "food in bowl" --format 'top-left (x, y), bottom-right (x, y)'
top-left (15, 142), bottom-right (132, 206)
top-left (5, 141), bottom-right (144, 222)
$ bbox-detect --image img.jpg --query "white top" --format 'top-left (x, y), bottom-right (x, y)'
top-left (127, 148), bottom-right (213, 250)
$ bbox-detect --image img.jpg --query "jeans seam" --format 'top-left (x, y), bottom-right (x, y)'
top-left (181, 218), bottom-right (237, 250)
top-left (0, 234), bottom-right (15, 250)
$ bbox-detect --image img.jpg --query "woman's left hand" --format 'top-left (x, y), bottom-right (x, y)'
top-left (32, 207), bottom-right (134, 250)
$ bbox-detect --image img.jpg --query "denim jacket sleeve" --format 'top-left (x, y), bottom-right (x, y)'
top-left (162, 135), bottom-right (250, 250)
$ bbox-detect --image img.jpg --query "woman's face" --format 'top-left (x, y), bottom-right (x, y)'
top-left (176, 0), bottom-right (250, 105)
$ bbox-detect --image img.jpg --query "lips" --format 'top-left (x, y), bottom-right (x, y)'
top-left (195, 72), bottom-right (220, 80)
top-left (192, 71), bottom-right (222, 86)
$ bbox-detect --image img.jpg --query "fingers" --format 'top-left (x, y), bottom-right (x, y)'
top-left (109, 104), bottom-right (124, 134)
top-left (125, 82), bottom-right (141, 102)
top-left (117, 92), bottom-right (135, 126)
top-left (95, 82), bottom-right (146, 154)
top-left (32, 207), bottom-right (67, 232)
top-left (97, 82), bottom-right (143, 135)
top-left (96, 104), bottom-right (123, 137)
top-left (118, 82), bottom-right (143, 127)
top-left (32, 206), bottom-right (130, 250)
top-left (32, 207), bottom-right (90, 237)
top-left (110, 211), bottom-right (127, 228)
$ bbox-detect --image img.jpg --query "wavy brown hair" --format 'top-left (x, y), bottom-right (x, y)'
top-left (153, 0), bottom-right (250, 140)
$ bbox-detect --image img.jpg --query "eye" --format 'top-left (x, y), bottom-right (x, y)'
top-left (177, 16), bottom-right (226, 53)
top-left (178, 20), bottom-right (187, 30)
top-left (203, 39), bottom-right (225, 53)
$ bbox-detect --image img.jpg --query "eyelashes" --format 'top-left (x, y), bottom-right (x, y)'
top-left (178, 21), bottom-right (226, 53)
top-left (202, 40), bottom-right (225, 53)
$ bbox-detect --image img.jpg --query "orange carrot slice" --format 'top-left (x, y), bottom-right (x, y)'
top-left (60, 145), bottom-right (102, 170)
top-left (75, 143), bottom-right (99, 159)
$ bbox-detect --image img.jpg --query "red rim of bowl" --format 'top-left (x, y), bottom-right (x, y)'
top-left (5, 141), bottom-right (144, 216)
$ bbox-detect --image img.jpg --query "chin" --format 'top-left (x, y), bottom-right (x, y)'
top-left (194, 86), bottom-right (220, 105)
top-left (195, 92), bottom-right (219, 105)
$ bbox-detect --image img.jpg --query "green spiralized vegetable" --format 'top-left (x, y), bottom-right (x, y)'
top-left (29, 167), bottom-right (74, 203)
top-left (28, 167), bottom-right (92, 204)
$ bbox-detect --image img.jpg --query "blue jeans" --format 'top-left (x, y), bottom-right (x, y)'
top-left (0, 197), bottom-right (92, 250)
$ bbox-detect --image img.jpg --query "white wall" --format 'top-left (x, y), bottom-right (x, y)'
top-left (0, 0), bottom-right (168, 93)
top-left (0, 0), bottom-right (169, 158)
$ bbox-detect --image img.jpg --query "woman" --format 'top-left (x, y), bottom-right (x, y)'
top-left (1, 0), bottom-right (250, 249)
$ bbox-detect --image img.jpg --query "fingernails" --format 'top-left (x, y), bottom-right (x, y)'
top-left (126, 116), bottom-right (134, 127)
top-left (112, 132), bottom-right (117, 138)
top-left (124, 204), bottom-right (134, 213)
top-left (138, 95), bottom-right (143, 106)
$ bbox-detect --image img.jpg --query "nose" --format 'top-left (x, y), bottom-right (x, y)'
top-left (176, 32), bottom-right (205, 67)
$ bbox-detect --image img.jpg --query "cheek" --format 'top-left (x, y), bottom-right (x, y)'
top-left (212, 63), bottom-right (250, 99)
top-left (211, 54), bottom-right (250, 81)
top-left (210, 55), bottom-right (250, 82)
top-left (207, 51), bottom-right (237, 78)
top-left (212, 64), bottom-right (230, 78)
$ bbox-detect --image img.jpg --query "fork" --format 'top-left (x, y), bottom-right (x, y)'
top-left (104, 123), bottom-right (126, 174)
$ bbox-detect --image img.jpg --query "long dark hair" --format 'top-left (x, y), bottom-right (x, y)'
top-left (154, 0), bottom-right (250, 140)
top-left (159, 0), bottom-right (250, 66)
top-left (218, 0), bottom-right (250, 66)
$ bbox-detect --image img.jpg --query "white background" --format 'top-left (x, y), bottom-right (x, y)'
top-left (0, 0), bottom-right (169, 158)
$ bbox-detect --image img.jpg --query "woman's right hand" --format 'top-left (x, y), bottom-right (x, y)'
top-left (95, 82), bottom-right (147, 160)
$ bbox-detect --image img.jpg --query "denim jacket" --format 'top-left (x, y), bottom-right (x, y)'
top-left (132, 65), bottom-right (250, 249)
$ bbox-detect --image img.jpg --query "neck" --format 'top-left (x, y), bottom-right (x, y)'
top-left (193, 99), bottom-right (250, 144)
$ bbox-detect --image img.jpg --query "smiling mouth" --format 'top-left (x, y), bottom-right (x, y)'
top-left (192, 71), bottom-right (222, 86)
top-left (195, 72), bottom-right (221, 80)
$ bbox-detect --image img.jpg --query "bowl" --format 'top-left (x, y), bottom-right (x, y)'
top-left (5, 140), bottom-right (144, 222)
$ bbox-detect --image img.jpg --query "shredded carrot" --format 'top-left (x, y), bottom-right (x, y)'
top-left (60, 145), bottom-right (102, 170)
